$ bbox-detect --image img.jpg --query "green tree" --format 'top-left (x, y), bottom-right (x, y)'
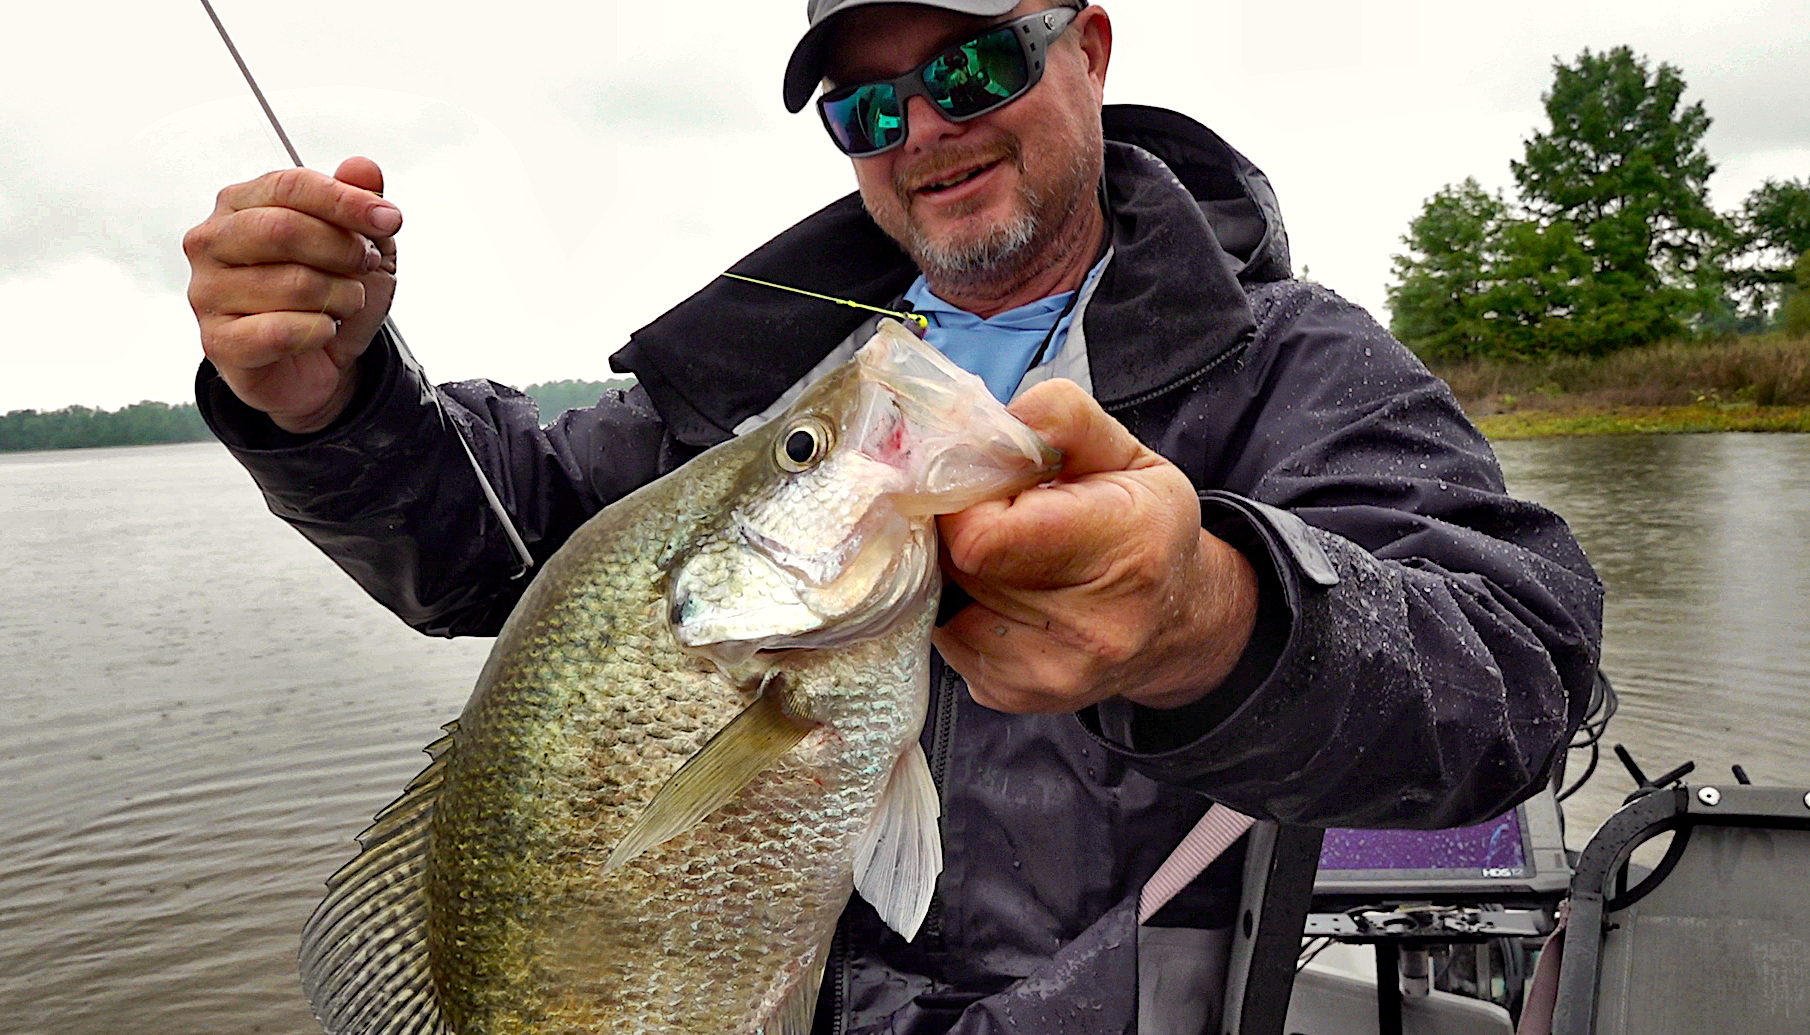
top-left (1510, 46), bottom-right (1728, 352)
top-left (1389, 182), bottom-right (1600, 359)
top-left (1481, 217), bottom-right (1595, 356)
top-left (1741, 178), bottom-right (1810, 262)
top-left (1784, 251), bottom-right (1810, 338)
top-left (1388, 179), bottom-right (1509, 358)
top-left (1730, 178), bottom-right (1810, 323)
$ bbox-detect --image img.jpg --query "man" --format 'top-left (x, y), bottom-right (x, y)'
top-left (184, 1), bottom-right (1603, 1031)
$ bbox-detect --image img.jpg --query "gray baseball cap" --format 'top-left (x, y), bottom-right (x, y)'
top-left (782, 0), bottom-right (1021, 113)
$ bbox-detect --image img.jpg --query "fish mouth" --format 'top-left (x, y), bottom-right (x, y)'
top-left (851, 324), bottom-right (1061, 515)
top-left (734, 501), bottom-right (904, 591)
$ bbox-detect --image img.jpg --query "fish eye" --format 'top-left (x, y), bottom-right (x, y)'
top-left (776, 416), bottom-right (834, 473)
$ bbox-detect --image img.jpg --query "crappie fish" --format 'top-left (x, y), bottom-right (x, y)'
top-left (299, 320), bottom-right (1061, 1035)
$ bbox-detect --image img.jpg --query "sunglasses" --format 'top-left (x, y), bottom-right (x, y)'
top-left (817, 6), bottom-right (1080, 157)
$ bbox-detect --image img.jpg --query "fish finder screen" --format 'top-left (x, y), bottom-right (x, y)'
top-left (1318, 809), bottom-right (1530, 879)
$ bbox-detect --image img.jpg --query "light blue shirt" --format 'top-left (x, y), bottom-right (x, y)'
top-left (903, 257), bottom-right (1108, 402)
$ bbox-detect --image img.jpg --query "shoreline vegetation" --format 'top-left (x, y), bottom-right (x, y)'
top-left (1381, 45), bottom-right (1810, 438)
top-left (1425, 331), bottom-right (1810, 440)
top-left (7, 340), bottom-right (1810, 452)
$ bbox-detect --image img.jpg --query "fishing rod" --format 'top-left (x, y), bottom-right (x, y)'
top-left (197, 0), bottom-right (536, 578)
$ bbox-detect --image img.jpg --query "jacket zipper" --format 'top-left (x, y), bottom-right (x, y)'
top-left (918, 657), bottom-right (962, 947)
top-left (825, 923), bottom-right (849, 1035)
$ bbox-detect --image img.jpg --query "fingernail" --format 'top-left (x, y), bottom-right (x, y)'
top-left (370, 204), bottom-right (402, 234)
top-left (362, 239), bottom-right (382, 272)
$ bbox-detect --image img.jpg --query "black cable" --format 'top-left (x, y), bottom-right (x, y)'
top-left (1558, 670), bottom-right (1618, 802)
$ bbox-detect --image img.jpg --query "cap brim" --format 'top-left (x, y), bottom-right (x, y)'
top-left (783, 17), bottom-right (840, 113)
top-left (783, 0), bottom-right (1022, 113)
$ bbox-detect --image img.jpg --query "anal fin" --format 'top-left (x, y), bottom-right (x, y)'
top-left (762, 926), bottom-right (836, 1035)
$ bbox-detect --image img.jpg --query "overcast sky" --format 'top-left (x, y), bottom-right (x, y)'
top-left (2, 0), bottom-right (1805, 413)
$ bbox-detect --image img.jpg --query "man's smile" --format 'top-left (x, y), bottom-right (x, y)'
top-left (914, 158), bottom-right (1004, 195)
top-left (896, 142), bottom-right (1022, 210)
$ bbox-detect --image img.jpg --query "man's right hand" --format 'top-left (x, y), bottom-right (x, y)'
top-left (184, 156), bottom-right (403, 433)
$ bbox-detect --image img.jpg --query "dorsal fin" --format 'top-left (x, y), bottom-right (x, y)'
top-left (298, 723), bottom-right (456, 1035)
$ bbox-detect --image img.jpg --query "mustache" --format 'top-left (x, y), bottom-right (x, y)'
top-left (891, 139), bottom-right (1023, 195)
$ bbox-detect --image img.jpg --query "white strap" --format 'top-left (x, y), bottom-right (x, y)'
top-left (1138, 803), bottom-right (1257, 924)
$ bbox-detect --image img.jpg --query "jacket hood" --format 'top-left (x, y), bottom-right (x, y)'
top-left (1101, 104), bottom-right (1291, 283)
top-left (614, 104), bottom-right (1291, 446)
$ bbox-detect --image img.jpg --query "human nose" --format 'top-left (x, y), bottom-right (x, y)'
top-left (900, 93), bottom-right (963, 151)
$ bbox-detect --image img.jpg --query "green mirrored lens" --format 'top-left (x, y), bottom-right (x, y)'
top-left (818, 10), bottom-right (1067, 155)
top-left (824, 85), bottom-right (903, 154)
top-left (924, 27), bottom-right (1028, 117)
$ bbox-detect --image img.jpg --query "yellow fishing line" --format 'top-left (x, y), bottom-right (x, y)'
top-left (721, 273), bottom-right (929, 332)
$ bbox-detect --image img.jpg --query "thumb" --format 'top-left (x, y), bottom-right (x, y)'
top-left (333, 155), bottom-right (386, 197)
top-left (1007, 378), bottom-right (1156, 479)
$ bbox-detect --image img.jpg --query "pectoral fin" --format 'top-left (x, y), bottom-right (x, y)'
top-left (853, 741), bottom-right (943, 941)
top-left (603, 682), bottom-right (817, 874)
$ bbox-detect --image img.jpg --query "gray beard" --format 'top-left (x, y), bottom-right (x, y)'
top-left (890, 147), bottom-right (1096, 296)
top-left (909, 208), bottom-right (1042, 286)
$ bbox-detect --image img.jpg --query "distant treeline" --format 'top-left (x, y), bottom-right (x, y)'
top-left (0, 379), bottom-right (637, 453)
top-left (524, 378), bottom-right (636, 418)
top-left (0, 401), bottom-right (213, 452)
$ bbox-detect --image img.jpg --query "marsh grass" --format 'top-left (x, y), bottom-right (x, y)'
top-left (1420, 333), bottom-right (1810, 438)
top-left (1428, 333), bottom-right (1810, 415)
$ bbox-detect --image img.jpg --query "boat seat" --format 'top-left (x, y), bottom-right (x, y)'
top-left (1551, 782), bottom-right (1810, 1034)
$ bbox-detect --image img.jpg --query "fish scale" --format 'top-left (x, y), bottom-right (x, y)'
top-left (298, 322), bottom-right (1059, 1035)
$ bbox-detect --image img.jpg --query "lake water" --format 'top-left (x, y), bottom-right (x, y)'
top-left (3, 436), bottom-right (1807, 1033)
top-left (1496, 434), bottom-right (1810, 844)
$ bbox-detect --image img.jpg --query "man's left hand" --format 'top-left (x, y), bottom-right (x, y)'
top-left (932, 379), bottom-right (1260, 715)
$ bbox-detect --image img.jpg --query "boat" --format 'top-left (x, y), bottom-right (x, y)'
top-left (1252, 671), bottom-right (1810, 1035)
